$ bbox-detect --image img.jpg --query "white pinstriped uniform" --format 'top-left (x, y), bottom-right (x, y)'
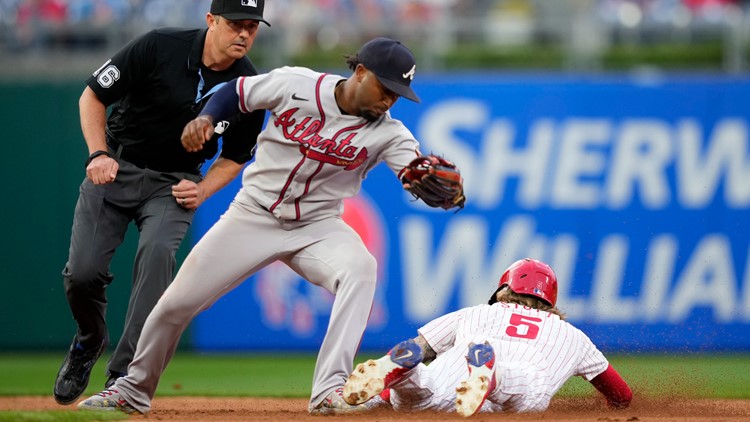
top-left (389, 302), bottom-right (609, 413)
top-left (113, 66), bottom-right (422, 413)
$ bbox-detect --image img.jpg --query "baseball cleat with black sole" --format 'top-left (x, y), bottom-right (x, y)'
top-left (54, 335), bottom-right (108, 405)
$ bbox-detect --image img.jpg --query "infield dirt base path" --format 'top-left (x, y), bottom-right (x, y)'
top-left (2, 396), bottom-right (749, 421)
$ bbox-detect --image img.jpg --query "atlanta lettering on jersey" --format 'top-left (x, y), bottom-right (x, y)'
top-left (274, 108), bottom-right (369, 170)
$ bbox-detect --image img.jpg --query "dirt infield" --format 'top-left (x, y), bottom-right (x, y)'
top-left (2, 396), bottom-right (749, 421)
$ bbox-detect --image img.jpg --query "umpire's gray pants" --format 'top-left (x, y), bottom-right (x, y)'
top-left (62, 159), bottom-right (200, 377)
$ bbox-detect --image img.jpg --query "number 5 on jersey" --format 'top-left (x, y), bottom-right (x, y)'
top-left (505, 313), bottom-right (542, 339)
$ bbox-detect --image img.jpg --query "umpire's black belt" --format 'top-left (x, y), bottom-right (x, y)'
top-left (107, 137), bottom-right (200, 175)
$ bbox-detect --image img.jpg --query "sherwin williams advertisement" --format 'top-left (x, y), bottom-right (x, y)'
top-left (192, 74), bottom-right (750, 352)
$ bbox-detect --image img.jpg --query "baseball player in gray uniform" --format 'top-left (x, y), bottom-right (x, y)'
top-left (78, 37), bottom-right (459, 415)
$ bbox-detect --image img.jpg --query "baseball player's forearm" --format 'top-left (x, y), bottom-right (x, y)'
top-left (79, 86), bottom-right (108, 153)
top-left (197, 156), bottom-right (244, 200)
top-left (589, 364), bottom-right (633, 409)
top-left (413, 334), bottom-right (437, 364)
top-left (199, 79), bottom-right (242, 122)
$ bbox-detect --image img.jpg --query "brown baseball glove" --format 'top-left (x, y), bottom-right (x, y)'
top-left (400, 155), bottom-right (466, 211)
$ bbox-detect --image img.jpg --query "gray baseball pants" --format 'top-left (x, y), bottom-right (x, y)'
top-left (114, 194), bottom-right (377, 413)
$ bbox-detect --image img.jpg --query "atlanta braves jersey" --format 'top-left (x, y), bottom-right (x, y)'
top-left (233, 66), bottom-right (420, 221)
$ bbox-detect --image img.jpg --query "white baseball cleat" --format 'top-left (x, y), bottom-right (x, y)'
top-left (77, 388), bottom-right (140, 414)
top-left (309, 386), bottom-right (374, 415)
top-left (343, 338), bottom-right (423, 405)
top-left (455, 341), bottom-right (497, 417)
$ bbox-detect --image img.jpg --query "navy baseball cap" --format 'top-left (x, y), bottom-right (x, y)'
top-left (358, 37), bottom-right (420, 103)
top-left (211, 0), bottom-right (270, 26)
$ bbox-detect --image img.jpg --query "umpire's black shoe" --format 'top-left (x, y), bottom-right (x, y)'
top-left (104, 371), bottom-right (125, 389)
top-left (54, 336), bottom-right (107, 405)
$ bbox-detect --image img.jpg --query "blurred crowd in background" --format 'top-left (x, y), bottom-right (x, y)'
top-left (1, 0), bottom-right (749, 74)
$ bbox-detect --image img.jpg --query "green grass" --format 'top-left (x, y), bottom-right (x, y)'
top-left (1, 352), bottom-right (748, 421)
top-left (0, 352), bottom-right (319, 397)
top-left (561, 354), bottom-right (750, 399)
top-left (0, 411), bottom-right (127, 421)
top-left (2, 352), bottom-right (750, 398)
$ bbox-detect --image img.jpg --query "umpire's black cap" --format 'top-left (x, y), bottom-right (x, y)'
top-left (357, 37), bottom-right (421, 103)
top-left (211, 0), bottom-right (271, 26)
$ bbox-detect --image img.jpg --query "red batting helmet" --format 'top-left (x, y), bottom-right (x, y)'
top-left (488, 258), bottom-right (558, 307)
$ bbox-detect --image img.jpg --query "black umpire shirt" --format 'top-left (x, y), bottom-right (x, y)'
top-left (86, 27), bottom-right (264, 174)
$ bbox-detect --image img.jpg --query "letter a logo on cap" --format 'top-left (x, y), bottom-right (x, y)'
top-left (402, 65), bottom-right (416, 81)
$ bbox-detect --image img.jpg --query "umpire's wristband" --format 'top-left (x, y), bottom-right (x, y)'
top-left (85, 150), bottom-right (112, 168)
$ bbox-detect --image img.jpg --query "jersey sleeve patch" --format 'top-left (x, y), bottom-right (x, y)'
top-left (94, 63), bottom-right (121, 88)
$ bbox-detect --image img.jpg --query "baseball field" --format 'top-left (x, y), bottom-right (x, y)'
top-left (1, 352), bottom-right (749, 421)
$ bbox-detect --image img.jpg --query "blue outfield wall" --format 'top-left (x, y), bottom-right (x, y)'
top-left (190, 73), bottom-right (750, 353)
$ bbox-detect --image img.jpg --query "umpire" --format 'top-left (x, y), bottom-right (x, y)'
top-left (54, 0), bottom-right (270, 405)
